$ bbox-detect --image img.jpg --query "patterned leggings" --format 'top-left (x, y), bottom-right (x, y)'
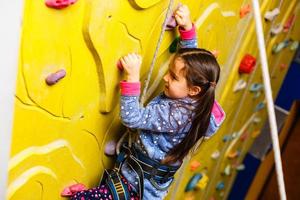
top-left (70, 176), bottom-right (139, 200)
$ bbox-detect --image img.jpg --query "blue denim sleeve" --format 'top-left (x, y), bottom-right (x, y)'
top-left (178, 37), bottom-right (198, 49)
top-left (120, 95), bottom-right (190, 133)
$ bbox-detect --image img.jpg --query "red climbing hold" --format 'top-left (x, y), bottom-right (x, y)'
top-left (45, 0), bottom-right (78, 9)
top-left (240, 4), bottom-right (251, 18)
top-left (117, 59), bottom-right (124, 71)
top-left (239, 54), bottom-right (256, 74)
top-left (45, 69), bottom-right (66, 86)
top-left (283, 14), bottom-right (295, 32)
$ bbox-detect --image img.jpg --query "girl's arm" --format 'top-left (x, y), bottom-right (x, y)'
top-left (119, 83), bottom-right (189, 132)
top-left (175, 4), bottom-right (198, 49)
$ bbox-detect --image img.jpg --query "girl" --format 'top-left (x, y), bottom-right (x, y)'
top-left (65, 4), bottom-right (225, 200)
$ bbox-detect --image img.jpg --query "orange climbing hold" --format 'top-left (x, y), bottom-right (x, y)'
top-left (211, 50), bottom-right (219, 58)
top-left (190, 160), bottom-right (201, 171)
top-left (240, 4), bottom-right (251, 18)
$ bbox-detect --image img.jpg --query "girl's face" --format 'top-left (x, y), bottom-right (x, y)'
top-left (163, 57), bottom-right (201, 99)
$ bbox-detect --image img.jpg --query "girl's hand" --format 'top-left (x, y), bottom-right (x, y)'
top-left (120, 53), bottom-right (142, 82)
top-left (174, 4), bottom-right (193, 31)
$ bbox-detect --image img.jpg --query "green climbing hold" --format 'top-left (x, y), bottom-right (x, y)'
top-left (169, 36), bottom-right (180, 53)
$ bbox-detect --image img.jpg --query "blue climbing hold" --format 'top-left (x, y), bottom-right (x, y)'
top-left (254, 102), bottom-right (265, 112)
top-left (249, 83), bottom-right (263, 92)
top-left (216, 181), bottom-right (225, 191)
top-left (185, 173), bottom-right (203, 192)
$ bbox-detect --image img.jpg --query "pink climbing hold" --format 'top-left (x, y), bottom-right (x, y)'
top-left (61, 183), bottom-right (86, 197)
top-left (45, 0), bottom-right (78, 9)
top-left (45, 69), bottom-right (66, 86)
top-left (104, 141), bottom-right (117, 156)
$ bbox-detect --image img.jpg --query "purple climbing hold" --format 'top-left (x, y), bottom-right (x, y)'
top-left (166, 15), bottom-right (178, 30)
top-left (45, 69), bottom-right (66, 86)
top-left (104, 141), bottom-right (117, 156)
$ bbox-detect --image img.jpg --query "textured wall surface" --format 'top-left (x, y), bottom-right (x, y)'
top-left (8, 0), bottom-right (300, 199)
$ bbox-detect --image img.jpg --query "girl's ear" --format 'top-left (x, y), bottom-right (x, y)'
top-left (188, 86), bottom-right (201, 96)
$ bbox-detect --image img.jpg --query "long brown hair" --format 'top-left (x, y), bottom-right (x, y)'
top-left (163, 48), bottom-right (220, 164)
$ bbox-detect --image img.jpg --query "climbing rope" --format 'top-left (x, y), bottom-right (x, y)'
top-left (140, 0), bottom-right (175, 105)
top-left (252, 0), bottom-right (286, 199)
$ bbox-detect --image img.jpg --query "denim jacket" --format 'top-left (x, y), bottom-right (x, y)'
top-left (119, 25), bottom-right (225, 200)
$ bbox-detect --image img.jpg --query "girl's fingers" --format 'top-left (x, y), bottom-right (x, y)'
top-left (175, 14), bottom-right (183, 24)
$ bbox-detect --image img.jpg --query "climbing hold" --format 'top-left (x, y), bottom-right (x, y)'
top-left (216, 181), bottom-right (225, 191)
top-left (61, 183), bottom-right (87, 197)
top-left (240, 132), bottom-right (248, 141)
top-left (223, 164), bottom-right (231, 176)
top-left (264, 8), bottom-right (280, 21)
top-left (185, 173), bottom-right (203, 192)
top-left (283, 14), bottom-right (295, 32)
top-left (104, 141), bottom-right (117, 156)
top-left (211, 50), bottom-right (219, 58)
top-left (166, 15), bottom-right (177, 30)
top-left (251, 130), bottom-right (260, 138)
top-left (190, 160), bottom-right (201, 171)
top-left (219, 191), bottom-right (225, 197)
top-left (232, 132), bottom-right (238, 139)
top-left (290, 41), bottom-right (299, 51)
top-left (239, 54), bottom-right (256, 74)
top-left (196, 174), bottom-right (209, 190)
top-left (45, 0), bottom-right (77, 9)
top-left (272, 39), bottom-right (291, 54)
top-left (249, 83), bottom-right (263, 92)
top-left (240, 4), bottom-right (251, 18)
top-left (235, 164), bottom-right (245, 171)
top-left (45, 69), bottom-right (66, 86)
top-left (116, 59), bottom-right (124, 71)
top-left (166, 3), bottom-right (181, 30)
top-left (270, 24), bottom-right (283, 36)
top-left (254, 102), bottom-right (265, 112)
top-left (279, 63), bottom-right (288, 70)
top-left (223, 135), bottom-right (232, 142)
top-left (253, 91), bottom-right (261, 99)
top-left (233, 79), bottom-right (247, 93)
top-left (211, 150), bottom-right (220, 160)
top-left (253, 117), bottom-right (262, 124)
top-left (169, 36), bottom-right (180, 53)
top-left (227, 150), bottom-right (240, 159)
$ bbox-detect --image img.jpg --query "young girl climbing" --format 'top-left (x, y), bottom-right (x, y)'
top-left (63, 4), bottom-right (225, 200)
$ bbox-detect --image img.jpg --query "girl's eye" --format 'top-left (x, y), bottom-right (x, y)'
top-left (171, 74), bottom-right (178, 81)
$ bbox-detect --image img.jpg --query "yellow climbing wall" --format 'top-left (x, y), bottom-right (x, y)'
top-left (8, 0), bottom-right (300, 200)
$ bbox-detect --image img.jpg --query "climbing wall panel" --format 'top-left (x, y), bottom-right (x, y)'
top-left (8, 0), bottom-right (300, 200)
